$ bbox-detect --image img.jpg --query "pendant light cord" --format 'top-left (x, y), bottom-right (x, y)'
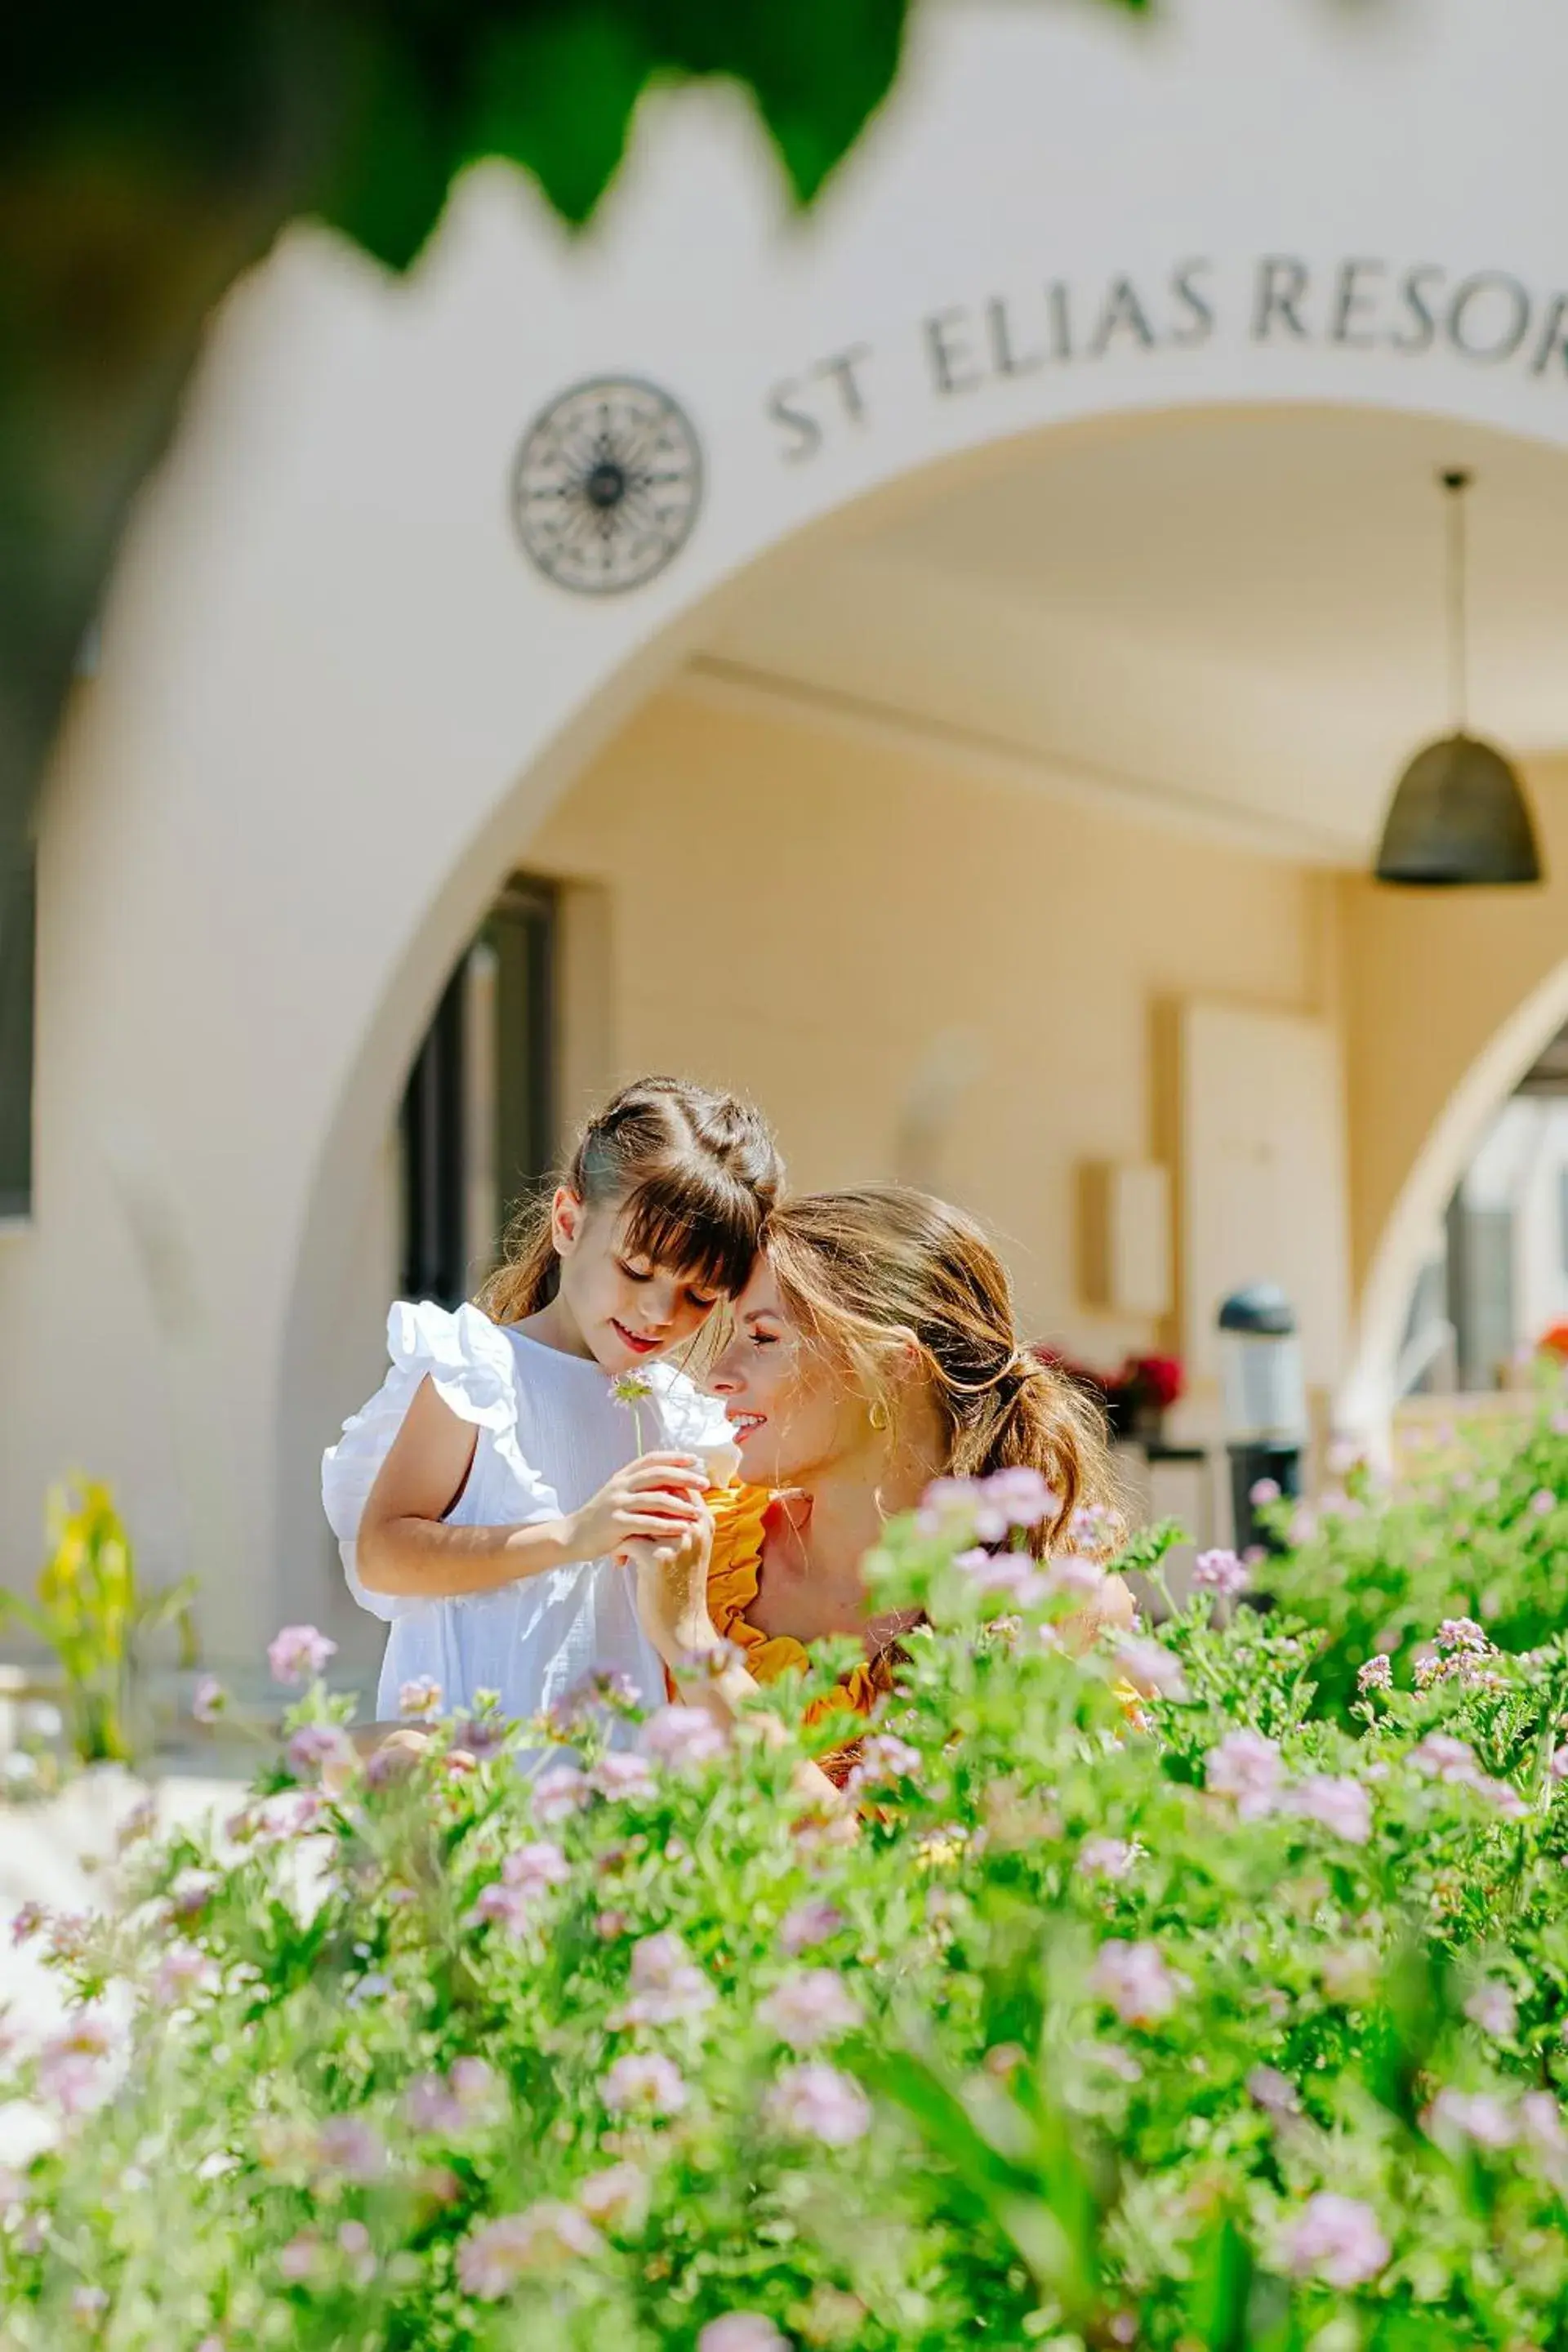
top-left (1443, 467), bottom-right (1471, 736)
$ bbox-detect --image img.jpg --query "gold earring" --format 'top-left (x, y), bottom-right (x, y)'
top-left (868, 1401), bottom-right (889, 1432)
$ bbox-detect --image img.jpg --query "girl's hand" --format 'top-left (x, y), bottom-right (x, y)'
top-left (624, 1508), bottom-right (718, 1667)
top-left (567, 1454), bottom-right (709, 1563)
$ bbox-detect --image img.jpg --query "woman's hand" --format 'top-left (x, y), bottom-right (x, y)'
top-left (623, 1507), bottom-right (718, 1668)
top-left (566, 1454), bottom-right (709, 1565)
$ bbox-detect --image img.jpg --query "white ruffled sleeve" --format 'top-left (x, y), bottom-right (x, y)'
top-left (322, 1302), bottom-right (561, 1621)
top-left (645, 1362), bottom-right (742, 1489)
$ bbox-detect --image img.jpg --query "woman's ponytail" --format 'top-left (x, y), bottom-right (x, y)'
top-left (947, 1352), bottom-right (1113, 1556)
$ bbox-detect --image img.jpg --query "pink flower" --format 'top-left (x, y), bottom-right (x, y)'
top-left (278, 2234), bottom-right (323, 2284)
top-left (9, 1901), bottom-right (45, 1947)
top-left (457, 2203), bottom-right (601, 2298)
top-left (502, 1841), bottom-right (570, 1895)
top-left (955, 1548), bottom-right (1047, 1606)
top-left (699, 2319), bottom-right (791, 2352)
top-left (403, 2059), bottom-right (500, 2136)
top-left (1090, 1938), bottom-right (1183, 2027)
top-left (576, 2162), bottom-right (650, 2233)
top-left (1464, 1981), bottom-right (1518, 2039)
top-left (1427, 2088), bottom-right (1517, 2150)
top-left (249, 1789), bottom-right (327, 1842)
top-left (1281, 2192), bottom-right (1389, 2287)
top-left (37, 2013), bottom-right (115, 2114)
top-left (1435, 1617), bottom-right (1490, 1655)
top-left (1193, 1549), bottom-right (1250, 1599)
top-left (1078, 1838), bottom-right (1138, 1880)
top-left (981, 1467), bottom-right (1059, 1529)
top-left (1531, 1488), bottom-right (1557, 1517)
top-left (917, 1476), bottom-right (987, 1542)
top-left (152, 1941), bottom-right (220, 2007)
top-left (640, 1705), bottom-right (728, 1770)
top-left (779, 1900), bottom-right (844, 1956)
top-left (403, 2074), bottom-right (463, 2134)
top-left (1205, 1730), bottom-right (1283, 1820)
top-left (845, 1734), bottom-right (920, 1793)
top-left (1249, 1477), bottom-right (1281, 1508)
top-left (532, 1763), bottom-right (590, 1822)
top-left (1114, 1637), bottom-right (1189, 1702)
top-left (1473, 1775), bottom-right (1529, 1820)
top-left (399, 1676), bottom-right (443, 1719)
top-left (1407, 1732), bottom-right (1480, 1784)
top-left (164, 1869), bottom-right (220, 1924)
top-left (765, 2061), bottom-right (872, 2147)
top-left (287, 1723), bottom-right (355, 1780)
top-left (602, 2051), bottom-right (688, 2118)
top-left (1045, 1553), bottom-right (1106, 1601)
top-left (268, 1624), bottom-right (336, 1687)
top-left (1069, 1503), bottom-right (1120, 1553)
top-left (612, 1931), bottom-right (714, 2027)
top-left (589, 1752), bottom-right (657, 1803)
top-left (1520, 2091), bottom-right (1567, 2159)
top-left (1292, 1775), bottom-right (1372, 1845)
top-left (314, 2116), bottom-right (387, 2183)
top-left (469, 1882), bottom-right (532, 1936)
top-left (1356, 1655), bottom-right (1392, 1694)
top-left (192, 1676), bottom-right (227, 1724)
top-left (759, 1969), bottom-right (862, 2050)
top-left (1247, 2065), bottom-right (1302, 2116)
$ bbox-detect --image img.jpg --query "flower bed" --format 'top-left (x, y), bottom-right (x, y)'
top-left (4, 1431), bottom-right (1568, 2348)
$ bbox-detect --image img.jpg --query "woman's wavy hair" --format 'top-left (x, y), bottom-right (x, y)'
top-left (479, 1076), bottom-right (782, 1324)
top-left (762, 1185), bottom-right (1115, 1554)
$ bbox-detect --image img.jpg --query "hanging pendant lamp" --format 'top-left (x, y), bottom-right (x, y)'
top-left (1374, 469), bottom-right (1543, 886)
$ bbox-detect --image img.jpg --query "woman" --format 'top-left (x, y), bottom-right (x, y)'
top-left (626, 1186), bottom-right (1134, 1781)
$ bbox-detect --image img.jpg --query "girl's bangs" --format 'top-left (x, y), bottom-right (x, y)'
top-left (617, 1163), bottom-right (764, 1298)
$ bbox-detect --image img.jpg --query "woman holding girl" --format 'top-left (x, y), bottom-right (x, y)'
top-left (626, 1185), bottom-right (1132, 1772)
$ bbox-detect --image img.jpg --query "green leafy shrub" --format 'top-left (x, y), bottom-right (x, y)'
top-left (5, 1485), bottom-right (1568, 2348)
top-left (1258, 1394), bottom-right (1568, 1722)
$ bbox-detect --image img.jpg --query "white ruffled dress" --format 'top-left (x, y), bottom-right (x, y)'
top-left (322, 1303), bottom-right (739, 1739)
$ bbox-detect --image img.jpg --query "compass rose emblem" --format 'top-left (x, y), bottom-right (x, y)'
top-left (511, 377), bottom-right (704, 596)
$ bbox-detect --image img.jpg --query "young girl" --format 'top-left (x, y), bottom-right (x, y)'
top-left (322, 1076), bottom-right (781, 1736)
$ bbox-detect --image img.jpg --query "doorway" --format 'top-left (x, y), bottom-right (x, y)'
top-left (399, 875), bottom-right (558, 1307)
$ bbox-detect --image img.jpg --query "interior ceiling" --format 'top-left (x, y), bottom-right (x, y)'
top-left (695, 407), bottom-right (1568, 863)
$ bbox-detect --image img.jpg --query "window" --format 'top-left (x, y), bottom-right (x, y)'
top-left (0, 847), bottom-right (35, 1222)
top-left (399, 877), bottom-right (558, 1307)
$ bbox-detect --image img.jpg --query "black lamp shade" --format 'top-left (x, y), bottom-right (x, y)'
top-left (1374, 732), bottom-right (1544, 886)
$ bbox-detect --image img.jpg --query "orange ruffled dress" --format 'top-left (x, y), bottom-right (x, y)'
top-left (704, 1484), bottom-right (894, 1776)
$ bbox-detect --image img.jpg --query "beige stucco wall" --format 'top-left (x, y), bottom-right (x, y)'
top-left (523, 682), bottom-right (1337, 1362)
